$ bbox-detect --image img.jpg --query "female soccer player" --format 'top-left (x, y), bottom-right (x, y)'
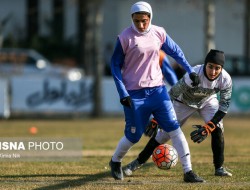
top-left (124, 49), bottom-right (233, 178)
top-left (109, 1), bottom-right (204, 183)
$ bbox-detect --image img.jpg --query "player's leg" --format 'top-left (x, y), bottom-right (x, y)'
top-left (165, 128), bottom-right (205, 182)
top-left (110, 90), bottom-right (151, 180)
top-left (123, 87), bottom-right (177, 175)
top-left (212, 127), bottom-right (232, 176)
top-left (110, 135), bottom-right (134, 180)
top-left (152, 86), bottom-right (205, 182)
top-left (110, 106), bottom-right (135, 180)
top-left (199, 99), bottom-right (232, 176)
top-left (156, 100), bottom-right (199, 181)
top-left (124, 100), bottom-right (197, 176)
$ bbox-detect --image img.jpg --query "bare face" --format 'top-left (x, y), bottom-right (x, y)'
top-left (132, 13), bottom-right (150, 33)
top-left (205, 62), bottom-right (222, 80)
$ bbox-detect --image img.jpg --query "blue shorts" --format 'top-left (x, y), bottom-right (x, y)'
top-left (124, 85), bottom-right (179, 143)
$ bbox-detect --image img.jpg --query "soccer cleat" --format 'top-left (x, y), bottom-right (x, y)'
top-left (215, 167), bottom-right (232, 177)
top-left (109, 159), bottom-right (124, 180)
top-left (184, 170), bottom-right (205, 183)
top-left (123, 159), bottom-right (143, 176)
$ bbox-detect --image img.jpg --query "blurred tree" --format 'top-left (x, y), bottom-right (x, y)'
top-left (77, 0), bottom-right (104, 117)
top-left (92, 0), bottom-right (103, 117)
top-left (78, 0), bottom-right (91, 74)
top-left (0, 14), bottom-right (12, 48)
top-left (204, 0), bottom-right (215, 54)
top-left (26, 0), bottom-right (39, 44)
top-left (53, 0), bottom-right (64, 43)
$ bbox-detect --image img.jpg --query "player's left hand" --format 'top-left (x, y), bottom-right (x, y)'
top-left (189, 72), bottom-right (200, 87)
top-left (190, 121), bottom-right (216, 143)
top-left (144, 118), bottom-right (159, 137)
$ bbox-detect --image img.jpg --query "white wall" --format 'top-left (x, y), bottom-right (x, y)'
top-left (112, 0), bottom-right (245, 65)
top-left (215, 0), bottom-right (244, 56)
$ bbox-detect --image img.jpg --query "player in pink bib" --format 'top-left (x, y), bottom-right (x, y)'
top-left (109, 1), bottom-right (204, 183)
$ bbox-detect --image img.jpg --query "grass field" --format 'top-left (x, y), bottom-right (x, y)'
top-left (0, 116), bottom-right (249, 190)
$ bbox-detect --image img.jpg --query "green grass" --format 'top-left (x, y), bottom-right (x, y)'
top-left (0, 117), bottom-right (249, 189)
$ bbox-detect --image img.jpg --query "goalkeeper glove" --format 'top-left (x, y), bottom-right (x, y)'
top-left (190, 121), bottom-right (216, 143)
top-left (144, 118), bottom-right (159, 138)
top-left (189, 72), bottom-right (200, 87)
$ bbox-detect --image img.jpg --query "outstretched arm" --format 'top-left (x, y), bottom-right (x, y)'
top-left (161, 34), bottom-right (199, 87)
top-left (161, 34), bottom-right (193, 74)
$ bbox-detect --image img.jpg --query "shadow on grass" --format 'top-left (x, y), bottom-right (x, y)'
top-left (0, 163), bottom-right (155, 189)
top-left (0, 172), bottom-right (110, 189)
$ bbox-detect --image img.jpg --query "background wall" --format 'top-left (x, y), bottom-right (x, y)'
top-left (0, 0), bottom-right (246, 65)
top-left (0, 77), bottom-right (248, 118)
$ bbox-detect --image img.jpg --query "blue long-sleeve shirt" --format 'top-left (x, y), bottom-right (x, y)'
top-left (161, 55), bottom-right (178, 86)
top-left (111, 34), bottom-right (194, 99)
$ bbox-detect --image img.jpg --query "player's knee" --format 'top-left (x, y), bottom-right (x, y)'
top-left (155, 130), bottom-right (170, 144)
top-left (216, 122), bottom-right (224, 133)
top-left (125, 132), bottom-right (142, 143)
top-left (160, 120), bottom-right (180, 133)
top-left (124, 125), bottom-right (144, 143)
top-left (125, 135), bottom-right (140, 143)
top-left (167, 127), bottom-right (183, 138)
top-left (213, 127), bottom-right (222, 135)
top-left (212, 127), bottom-right (224, 141)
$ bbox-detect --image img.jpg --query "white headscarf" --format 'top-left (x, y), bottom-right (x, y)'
top-left (130, 1), bottom-right (153, 34)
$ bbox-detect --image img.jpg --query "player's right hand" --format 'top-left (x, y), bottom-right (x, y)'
top-left (190, 125), bottom-right (208, 143)
top-left (190, 121), bottom-right (216, 143)
top-left (189, 72), bottom-right (200, 87)
top-left (120, 96), bottom-right (132, 108)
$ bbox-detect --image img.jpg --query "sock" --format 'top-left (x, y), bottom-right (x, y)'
top-left (168, 128), bottom-right (192, 173)
top-left (112, 136), bottom-right (134, 162)
top-left (137, 137), bottom-right (160, 164)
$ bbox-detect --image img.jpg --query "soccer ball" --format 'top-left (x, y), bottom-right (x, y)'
top-left (152, 144), bottom-right (178, 170)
